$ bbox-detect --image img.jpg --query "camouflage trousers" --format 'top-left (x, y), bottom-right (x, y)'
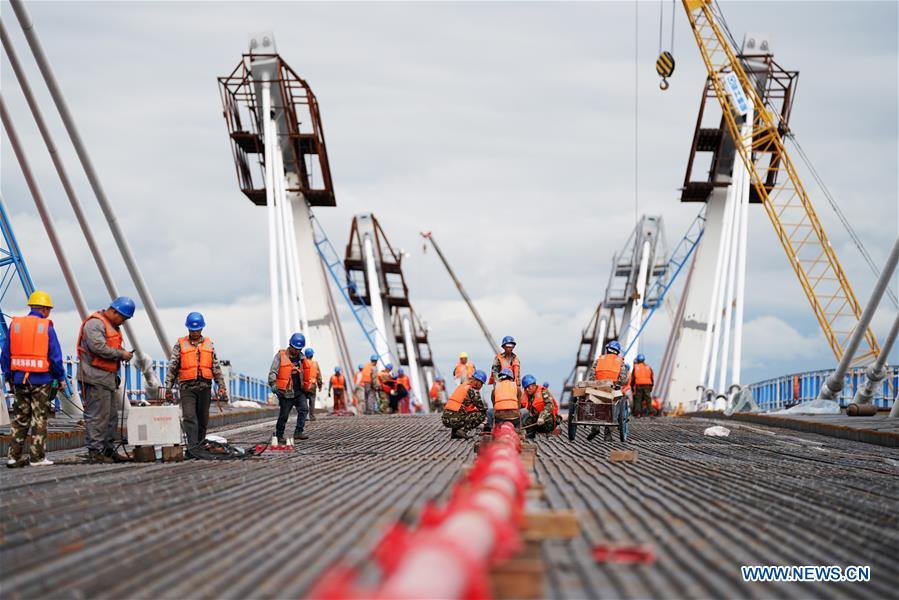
top-left (442, 409), bottom-right (486, 433)
top-left (7, 383), bottom-right (53, 462)
top-left (364, 387), bottom-right (380, 414)
top-left (378, 391), bottom-right (390, 413)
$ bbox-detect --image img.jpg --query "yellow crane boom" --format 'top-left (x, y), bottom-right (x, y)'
top-left (680, 0), bottom-right (880, 364)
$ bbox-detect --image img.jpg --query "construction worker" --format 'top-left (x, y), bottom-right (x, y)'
top-left (453, 352), bottom-right (475, 385)
top-left (583, 340), bottom-right (630, 442)
top-left (268, 333), bottom-right (308, 442)
top-left (429, 376), bottom-right (446, 412)
top-left (394, 367), bottom-right (412, 414)
top-left (630, 354), bottom-right (654, 418)
top-left (163, 312), bottom-right (229, 450)
top-left (487, 368), bottom-right (525, 429)
top-left (361, 355), bottom-right (379, 414)
top-left (489, 336), bottom-right (520, 386)
top-left (377, 362), bottom-right (395, 413)
top-left (520, 374), bottom-right (560, 439)
top-left (303, 347), bottom-right (323, 420)
top-left (77, 296), bottom-right (135, 463)
top-left (353, 363), bottom-right (365, 409)
top-left (1, 291), bottom-right (65, 467)
top-left (329, 366), bottom-right (347, 413)
top-left (442, 369), bottom-right (488, 439)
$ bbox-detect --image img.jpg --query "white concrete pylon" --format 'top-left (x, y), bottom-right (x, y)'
top-left (402, 315), bottom-right (427, 413)
top-left (731, 107), bottom-right (755, 386)
top-left (717, 156), bottom-right (746, 394)
top-left (363, 234), bottom-right (392, 366)
top-left (261, 81), bottom-right (281, 353)
top-left (623, 240), bottom-right (652, 364)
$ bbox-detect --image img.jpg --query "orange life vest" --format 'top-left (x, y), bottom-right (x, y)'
top-left (354, 370), bottom-right (364, 386)
top-left (77, 311), bottom-right (123, 373)
top-left (177, 336), bottom-right (214, 381)
top-left (652, 398), bottom-right (662, 412)
top-left (9, 315), bottom-right (51, 373)
top-left (360, 362), bottom-right (375, 384)
top-left (377, 369), bottom-right (394, 392)
top-left (275, 350), bottom-right (302, 391)
top-left (523, 385), bottom-right (560, 417)
top-left (594, 354), bottom-right (624, 381)
top-left (445, 383), bottom-right (479, 413)
top-left (632, 363), bottom-right (653, 386)
top-left (493, 380), bottom-right (519, 412)
top-left (454, 362), bottom-right (475, 379)
top-left (303, 359), bottom-right (320, 392)
top-left (395, 374), bottom-right (411, 391)
top-left (429, 382), bottom-right (441, 400)
top-left (331, 373), bottom-right (346, 389)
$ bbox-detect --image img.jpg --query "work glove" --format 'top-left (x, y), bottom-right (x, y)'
top-left (270, 384), bottom-right (278, 394)
top-left (164, 389), bottom-right (174, 402)
top-left (537, 416), bottom-right (546, 426)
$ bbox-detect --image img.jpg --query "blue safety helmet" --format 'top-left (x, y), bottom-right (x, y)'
top-left (543, 381), bottom-right (551, 389)
top-left (357, 363), bottom-right (363, 370)
top-left (521, 374), bottom-right (537, 389)
top-left (606, 340), bottom-right (622, 355)
top-left (436, 375), bottom-right (444, 382)
top-left (110, 296), bottom-right (135, 319)
top-left (635, 353), bottom-right (645, 363)
top-left (304, 347), bottom-right (315, 358)
top-left (335, 366), bottom-right (342, 374)
top-left (289, 333), bottom-right (306, 350)
top-left (501, 335), bottom-right (516, 347)
top-left (397, 367), bottom-right (405, 375)
top-left (185, 311), bottom-right (205, 331)
top-left (385, 363), bottom-right (393, 371)
top-left (471, 369), bottom-right (488, 384)
top-left (370, 354), bottom-right (379, 362)
top-left (498, 368), bottom-right (514, 380)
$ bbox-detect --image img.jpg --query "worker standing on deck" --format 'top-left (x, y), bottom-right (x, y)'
top-left (377, 363), bottom-right (395, 413)
top-left (630, 354), bottom-right (654, 418)
top-left (361, 355), bottom-right (379, 414)
top-left (329, 367), bottom-right (347, 413)
top-left (303, 348), bottom-right (323, 420)
top-left (394, 367), bottom-right (412, 413)
top-left (442, 369), bottom-right (488, 439)
top-left (489, 336), bottom-right (521, 386)
top-left (487, 368), bottom-right (525, 429)
top-left (521, 375), bottom-right (560, 439)
top-left (77, 297), bottom-right (137, 463)
top-left (2, 291), bottom-right (65, 468)
top-left (429, 376), bottom-right (446, 412)
top-left (353, 363), bottom-right (365, 409)
top-left (453, 352), bottom-right (475, 386)
top-left (583, 340), bottom-right (629, 441)
top-left (163, 312), bottom-right (229, 450)
top-left (268, 333), bottom-right (309, 442)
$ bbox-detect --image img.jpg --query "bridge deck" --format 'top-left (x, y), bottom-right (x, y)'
top-left (1, 415), bottom-right (896, 598)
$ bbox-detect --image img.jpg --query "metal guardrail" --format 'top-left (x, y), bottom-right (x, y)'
top-left (748, 365), bottom-right (897, 411)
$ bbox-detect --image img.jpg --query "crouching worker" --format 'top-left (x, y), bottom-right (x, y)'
top-left (442, 369), bottom-right (488, 439)
top-left (520, 375), bottom-right (560, 439)
top-left (486, 368), bottom-right (525, 430)
top-left (268, 333), bottom-right (308, 443)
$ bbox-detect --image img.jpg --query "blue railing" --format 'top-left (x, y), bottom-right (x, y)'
top-left (748, 365), bottom-right (897, 411)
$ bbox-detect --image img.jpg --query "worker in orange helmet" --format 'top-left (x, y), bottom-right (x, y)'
top-left (329, 366), bottom-right (347, 413)
top-left (630, 353), bottom-right (654, 418)
top-left (453, 351), bottom-right (475, 386)
top-left (489, 336), bottom-right (520, 386)
top-left (1, 291), bottom-right (66, 467)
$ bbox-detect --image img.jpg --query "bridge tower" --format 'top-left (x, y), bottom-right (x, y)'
top-left (344, 214), bottom-right (436, 410)
top-left (218, 34), bottom-right (352, 378)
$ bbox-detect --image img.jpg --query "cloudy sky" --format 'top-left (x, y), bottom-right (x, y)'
top-left (1, 0), bottom-right (896, 395)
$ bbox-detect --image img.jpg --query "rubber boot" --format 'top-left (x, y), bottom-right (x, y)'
top-left (586, 426), bottom-right (600, 441)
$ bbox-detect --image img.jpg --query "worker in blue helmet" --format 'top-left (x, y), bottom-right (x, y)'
top-left (630, 353), bottom-right (655, 417)
top-left (268, 333), bottom-right (310, 443)
top-left (361, 354), bottom-right (381, 414)
top-left (486, 368), bottom-right (525, 430)
top-left (393, 367), bottom-right (411, 413)
top-left (429, 375), bottom-right (447, 412)
top-left (377, 362), bottom-right (396, 413)
top-left (163, 312), bottom-right (229, 452)
top-left (521, 374), bottom-right (560, 439)
top-left (302, 347), bottom-right (323, 421)
top-left (76, 296), bottom-right (137, 463)
top-left (442, 369), bottom-right (488, 439)
top-left (489, 335), bottom-right (521, 386)
top-left (329, 366), bottom-right (348, 413)
top-left (581, 339), bottom-right (630, 442)
top-left (352, 363), bottom-right (365, 411)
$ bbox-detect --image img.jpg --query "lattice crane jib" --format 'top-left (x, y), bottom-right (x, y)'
top-left (681, 0), bottom-right (880, 364)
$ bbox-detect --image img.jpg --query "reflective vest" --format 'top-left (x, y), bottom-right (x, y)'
top-left (377, 369), bottom-right (394, 392)
top-left (331, 373), bottom-right (346, 389)
top-left (594, 354), bottom-right (624, 381)
top-left (9, 315), bottom-right (51, 373)
top-left (354, 370), bottom-right (364, 386)
top-left (523, 385), bottom-right (559, 417)
top-left (454, 362), bottom-right (475, 380)
top-left (446, 383), bottom-right (479, 413)
top-left (303, 359), bottom-right (320, 392)
top-left (275, 350), bottom-right (302, 391)
top-left (77, 311), bottom-right (123, 373)
top-left (429, 382), bottom-right (441, 400)
top-left (395, 374), bottom-right (411, 391)
top-left (632, 363), bottom-right (653, 386)
top-left (493, 380), bottom-right (519, 411)
top-left (177, 336), bottom-right (214, 381)
top-left (360, 363), bottom-right (375, 384)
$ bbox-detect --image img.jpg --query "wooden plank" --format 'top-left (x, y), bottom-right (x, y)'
top-left (522, 510), bottom-right (579, 540)
top-left (161, 445), bottom-right (184, 462)
top-left (609, 449), bottom-right (638, 463)
top-left (490, 542), bottom-right (544, 600)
